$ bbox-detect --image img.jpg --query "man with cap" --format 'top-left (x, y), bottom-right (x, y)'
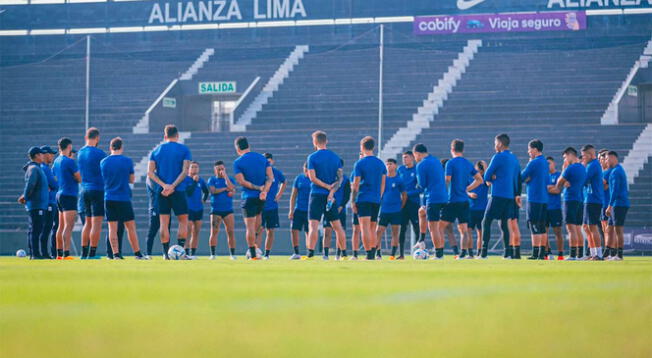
top-left (18, 147), bottom-right (49, 259)
top-left (39, 146), bottom-right (59, 259)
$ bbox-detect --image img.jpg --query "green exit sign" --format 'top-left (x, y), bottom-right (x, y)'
top-left (199, 81), bottom-right (237, 94)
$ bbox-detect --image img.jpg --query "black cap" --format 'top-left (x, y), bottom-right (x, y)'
top-left (28, 146), bottom-right (42, 158)
top-left (40, 145), bottom-right (57, 155)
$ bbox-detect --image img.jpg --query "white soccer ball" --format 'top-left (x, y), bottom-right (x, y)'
top-left (168, 245), bottom-right (186, 260)
top-left (413, 248), bottom-right (429, 260)
top-left (16, 249), bottom-right (27, 258)
top-left (245, 247), bottom-right (263, 259)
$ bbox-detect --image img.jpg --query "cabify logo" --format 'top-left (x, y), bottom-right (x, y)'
top-left (199, 82), bottom-right (237, 94)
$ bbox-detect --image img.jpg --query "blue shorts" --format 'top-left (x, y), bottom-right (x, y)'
top-left (352, 213), bottom-right (359, 226)
top-left (291, 209), bottom-right (309, 231)
top-left (441, 201), bottom-right (469, 224)
top-left (81, 189), bottom-right (104, 217)
top-left (309, 194), bottom-right (339, 222)
top-left (56, 194), bottom-right (77, 212)
top-left (357, 201), bottom-right (380, 222)
top-left (601, 207), bottom-right (609, 222)
top-left (105, 200), bottom-right (135, 222)
top-left (210, 210), bottom-right (233, 218)
top-left (526, 202), bottom-right (547, 234)
top-left (324, 207), bottom-right (346, 230)
top-left (189, 209), bottom-right (204, 222)
top-left (563, 200), bottom-right (583, 226)
top-left (159, 191), bottom-right (188, 216)
top-left (546, 209), bottom-right (562, 228)
top-left (484, 196), bottom-right (513, 221)
top-left (426, 203), bottom-right (443, 222)
top-left (262, 209), bottom-right (280, 229)
top-left (241, 197), bottom-right (264, 218)
top-left (510, 201), bottom-right (520, 220)
top-left (608, 206), bottom-right (628, 227)
top-left (583, 203), bottom-right (602, 226)
top-left (379, 211), bottom-right (402, 227)
top-left (468, 210), bottom-right (484, 230)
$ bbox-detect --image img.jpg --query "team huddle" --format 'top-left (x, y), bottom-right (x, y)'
top-left (19, 125), bottom-right (630, 261)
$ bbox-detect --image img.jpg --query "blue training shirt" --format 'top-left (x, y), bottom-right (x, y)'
top-left (53, 155), bottom-right (79, 197)
top-left (264, 167), bottom-right (286, 210)
top-left (445, 156), bottom-right (477, 203)
top-left (521, 155), bottom-right (549, 204)
top-left (184, 176), bottom-right (208, 212)
top-left (470, 182), bottom-right (488, 211)
top-left (397, 165), bottom-right (420, 204)
top-left (608, 164), bottom-right (629, 208)
top-left (149, 141), bottom-right (192, 191)
top-left (100, 155), bottom-right (134, 202)
top-left (484, 150), bottom-right (519, 199)
top-left (416, 155), bottom-right (447, 205)
top-left (561, 162), bottom-right (586, 202)
top-left (307, 149), bottom-right (342, 196)
top-left (41, 163), bottom-right (58, 205)
top-left (547, 171), bottom-right (561, 210)
top-left (207, 176), bottom-right (235, 212)
top-left (293, 173), bottom-right (311, 211)
top-left (380, 174), bottom-right (405, 214)
top-left (233, 151), bottom-right (270, 200)
top-left (602, 168), bottom-right (613, 208)
top-left (77, 146), bottom-right (107, 191)
top-left (353, 156), bottom-right (387, 204)
top-left (584, 159), bottom-right (603, 205)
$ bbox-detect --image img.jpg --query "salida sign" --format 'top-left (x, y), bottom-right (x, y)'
top-left (199, 82), bottom-right (237, 94)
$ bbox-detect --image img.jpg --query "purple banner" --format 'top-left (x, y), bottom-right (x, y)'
top-left (414, 11), bottom-right (586, 35)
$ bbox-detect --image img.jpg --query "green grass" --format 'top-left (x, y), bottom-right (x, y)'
top-left (1, 256), bottom-right (651, 358)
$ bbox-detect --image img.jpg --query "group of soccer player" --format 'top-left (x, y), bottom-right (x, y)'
top-left (19, 125), bottom-right (630, 261)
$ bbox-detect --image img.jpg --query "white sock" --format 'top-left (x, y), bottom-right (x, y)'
top-left (590, 247), bottom-right (596, 256)
top-left (596, 247), bottom-right (603, 257)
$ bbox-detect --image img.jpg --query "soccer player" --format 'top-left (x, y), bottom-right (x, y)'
top-left (53, 137), bottom-right (81, 260)
top-left (480, 134), bottom-right (518, 259)
top-left (18, 147), bottom-right (49, 260)
top-left (413, 143), bottom-right (447, 259)
top-left (233, 136), bottom-right (273, 261)
top-left (259, 153), bottom-right (286, 259)
top-left (398, 151), bottom-right (420, 258)
top-left (100, 137), bottom-right (146, 260)
top-left (439, 158), bottom-right (458, 255)
top-left (605, 151), bottom-right (628, 261)
top-left (508, 159), bottom-right (523, 259)
top-left (599, 150), bottom-right (614, 258)
top-left (351, 136), bottom-right (386, 260)
top-left (147, 125), bottom-right (192, 260)
top-left (288, 163), bottom-right (310, 260)
top-left (555, 147), bottom-right (586, 260)
top-left (39, 145), bottom-right (58, 259)
top-left (145, 176), bottom-right (160, 258)
top-left (77, 127), bottom-right (107, 259)
top-left (184, 161), bottom-right (208, 259)
top-left (207, 161), bottom-right (237, 260)
top-left (440, 139), bottom-right (483, 260)
top-left (305, 131), bottom-right (346, 260)
top-left (580, 145), bottom-right (604, 260)
top-left (322, 160), bottom-right (350, 260)
top-left (376, 158), bottom-right (406, 260)
top-left (468, 160), bottom-right (488, 257)
top-left (546, 156), bottom-right (564, 260)
top-left (521, 139), bottom-right (549, 260)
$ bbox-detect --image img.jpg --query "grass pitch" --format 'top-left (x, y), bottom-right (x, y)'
top-left (1, 256), bottom-right (651, 358)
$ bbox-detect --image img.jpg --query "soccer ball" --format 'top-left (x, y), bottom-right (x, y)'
top-left (167, 245), bottom-right (186, 260)
top-left (245, 247), bottom-right (263, 259)
top-left (16, 249), bottom-right (27, 258)
top-left (413, 249), bottom-right (429, 260)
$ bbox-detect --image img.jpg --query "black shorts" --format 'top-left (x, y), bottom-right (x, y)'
top-left (484, 196), bottom-right (513, 221)
top-left (56, 194), bottom-right (77, 212)
top-left (468, 210), bottom-right (484, 230)
top-left (291, 209), bottom-right (309, 231)
top-left (309, 194), bottom-right (339, 222)
top-left (324, 207), bottom-right (346, 230)
top-left (441, 201), bottom-right (470, 224)
top-left (352, 213), bottom-right (359, 226)
top-left (211, 210), bottom-right (233, 218)
top-left (608, 206), bottom-right (628, 227)
top-left (510, 201), bottom-right (520, 220)
top-left (81, 189), bottom-right (104, 217)
top-left (158, 191), bottom-right (189, 216)
top-left (379, 211), bottom-right (402, 227)
top-left (526, 202), bottom-right (547, 234)
top-left (546, 209), bottom-right (562, 228)
top-left (601, 207), bottom-right (609, 222)
top-left (189, 209), bottom-right (204, 222)
top-left (563, 200), bottom-right (583, 226)
top-left (262, 209), bottom-right (280, 229)
top-left (357, 201), bottom-right (380, 222)
top-left (583, 203), bottom-right (602, 226)
top-left (426, 203), bottom-right (444, 221)
top-left (241, 197), bottom-right (264, 218)
top-left (105, 200), bottom-right (135, 222)
top-left (401, 200), bottom-right (419, 225)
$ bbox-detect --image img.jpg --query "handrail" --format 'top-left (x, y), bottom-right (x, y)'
top-left (145, 78), bottom-right (178, 118)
